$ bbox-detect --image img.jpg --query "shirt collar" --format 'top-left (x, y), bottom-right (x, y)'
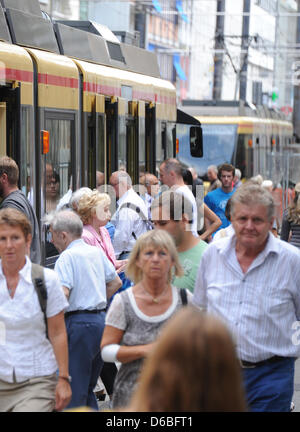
top-left (117, 188), bottom-right (132, 207)
top-left (0, 255), bottom-right (32, 284)
top-left (66, 238), bottom-right (85, 250)
top-left (217, 231), bottom-right (279, 258)
top-left (84, 224), bottom-right (101, 240)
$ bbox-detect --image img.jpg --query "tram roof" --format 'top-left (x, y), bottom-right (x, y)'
top-left (0, 2), bottom-right (163, 80)
top-left (0, 41), bottom-right (34, 105)
top-left (196, 115), bottom-right (293, 135)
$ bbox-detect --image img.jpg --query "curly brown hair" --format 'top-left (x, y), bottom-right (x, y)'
top-left (129, 307), bottom-right (246, 412)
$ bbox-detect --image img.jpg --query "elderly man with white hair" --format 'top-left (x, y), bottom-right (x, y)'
top-left (233, 168), bottom-right (242, 188)
top-left (109, 171), bottom-right (149, 259)
top-left (207, 165), bottom-right (221, 192)
top-left (47, 210), bottom-right (121, 410)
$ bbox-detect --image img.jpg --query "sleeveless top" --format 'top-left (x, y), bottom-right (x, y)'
top-left (108, 286), bottom-right (188, 408)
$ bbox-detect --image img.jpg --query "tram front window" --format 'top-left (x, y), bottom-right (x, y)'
top-left (177, 124), bottom-right (237, 178)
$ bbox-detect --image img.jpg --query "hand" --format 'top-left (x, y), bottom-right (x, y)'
top-left (116, 259), bottom-right (128, 274)
top-left (141, 342), bottom-right (157, 358)
top-left (55, 379), bottom-right (72, 411)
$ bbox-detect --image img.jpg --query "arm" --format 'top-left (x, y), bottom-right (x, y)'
top-left (47, 311), bottom-right (72, 411)
top-left (116, 259), bottom-right (128, 274)
top-left (192, 254), bottom-right (208, 311)
top-left (106, 275), bottom-right (122, 300)
top-left (101, 325), bottom-right (155, 364)
top-left (199, 203), bottom-right (222, 241)
top-left (62, 286), bottom-right (70, 299)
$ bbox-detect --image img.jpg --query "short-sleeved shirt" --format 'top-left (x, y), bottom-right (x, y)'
top-left (0, 257), bottom-right (68, 383)
top-left (193, 233), bottom-right (300, 362)
top-left (204, 187), bottom-right (235, 233)
top-left (54, 239), bottom-right (117, 312)
top-left (176, 185), bottom-right (199, 237)
top-left (172, 240), bottom-right (208, 293)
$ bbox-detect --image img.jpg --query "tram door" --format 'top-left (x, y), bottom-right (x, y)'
top-left (105, 98), bottom-right (118, 179)
top-left (145, 103), bottom-right (156, 174)
top-left (0, 86), bottom-right (20, 161)
top-left (126, 101), bottom-right (139, 185)
top-left (138, 101), bottom-right (146, 178)
top-left (43, 112), bottom-right (76, 267)
top-left (88, 95), bottom-right (106, 189)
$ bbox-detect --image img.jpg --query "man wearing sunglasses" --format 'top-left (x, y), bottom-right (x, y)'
top-left (151, 190), bottom-right (207, 293)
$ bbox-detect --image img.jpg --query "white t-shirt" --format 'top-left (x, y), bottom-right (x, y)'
top-left (0, 257), bottom-right (68, 383)
top-left (175, 185), bottom-right (198, 237)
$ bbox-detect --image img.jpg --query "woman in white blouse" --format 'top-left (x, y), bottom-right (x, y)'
top-left (0, 208), bottom-right (71, 412)
top-left (101, 229), bottom-right (192, 409)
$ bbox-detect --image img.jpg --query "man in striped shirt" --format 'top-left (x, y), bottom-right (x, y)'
top-left (193, 183), bottom-right (300, 412)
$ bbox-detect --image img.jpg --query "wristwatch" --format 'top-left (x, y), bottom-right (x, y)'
top-left (58, 375), bottom-right (72, 383)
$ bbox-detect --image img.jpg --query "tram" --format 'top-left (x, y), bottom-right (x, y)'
top-left (178, 100), bottom-right (298, 188)
top-left (0, 1), bottom-right (202, 265)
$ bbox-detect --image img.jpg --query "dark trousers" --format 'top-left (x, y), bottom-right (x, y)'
top-left (65, 312), bottom-right (105, 410)
top-left (242, 357), bottom-right (295, 412)
top-left (100, 362), bottom-right (117, 396)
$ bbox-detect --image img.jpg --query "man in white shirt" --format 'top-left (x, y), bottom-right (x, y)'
top-left (109, 171), bottom-right (149, 259)
top-left (139, 173), bottom-right (160, 220)
top-left (193, 183), bottom-right (300, 412)
top-left (159, 158), bottom-right (198, 237)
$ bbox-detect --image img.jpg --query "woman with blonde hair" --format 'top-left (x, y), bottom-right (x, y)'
top-left (129, 306), bottom-right (246, 412)
top-left (280, 182), bottom-right (300, 248)
top-left (101, 230), bottom-right (191, 409)
top-left (77, 190), bottom-right (126, 273)
top-left (77, 190), bottom-right (126, 401)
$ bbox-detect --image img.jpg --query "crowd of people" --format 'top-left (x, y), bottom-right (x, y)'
top-left (0, 155), bottom-right (300, 412)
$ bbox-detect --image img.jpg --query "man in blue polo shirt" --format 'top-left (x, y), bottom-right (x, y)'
top-left (204, 163), bottom-right (236, 235)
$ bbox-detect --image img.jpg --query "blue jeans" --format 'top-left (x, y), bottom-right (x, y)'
top-left (242, 357), bottom-right (295, 412)
top-left (65, 312), bottom-right (105, 410)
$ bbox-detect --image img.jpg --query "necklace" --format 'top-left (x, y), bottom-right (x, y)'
top-left (141, 283), bottom-right (170, 304)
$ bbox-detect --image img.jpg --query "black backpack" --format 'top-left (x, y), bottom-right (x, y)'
top-left (118, 202), bottom-right (154, 239)
top-left (31, 263), bottom-right (48, 338)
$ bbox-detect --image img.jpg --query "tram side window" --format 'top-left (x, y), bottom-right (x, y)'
top-left (166, 123), bottom-right (175, 159)
top-left (44, 118), bottom-right (72, 214)
top-left (20, 107), bottom-right (35, 204)
top-left (139, 116), bottom-right (146, 177)
top-left (96, 115), bottom-right (105, 187)
top-left (118, 116), bottom-right (126, 171)
top-left (235, 134), bottom-right (246, 179)
top-left (259, 135), bottom-right (266, 175)
top-left (155, 121), bottom-right (166, 175)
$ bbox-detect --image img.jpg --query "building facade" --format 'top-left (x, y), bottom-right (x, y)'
top-left (38, 0), bottom-right (298, 114)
